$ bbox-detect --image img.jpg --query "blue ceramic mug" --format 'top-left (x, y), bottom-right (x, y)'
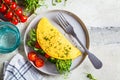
top-left (0, 22), bottom-right (20, 53)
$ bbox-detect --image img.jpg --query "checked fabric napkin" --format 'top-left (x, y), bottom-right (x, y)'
top-left (3, 54), bottom-right (45, 80)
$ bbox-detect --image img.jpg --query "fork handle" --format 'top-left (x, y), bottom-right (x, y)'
top-left (72, 33), bottom-right (103, 69)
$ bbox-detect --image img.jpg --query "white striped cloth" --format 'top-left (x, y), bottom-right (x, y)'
top-left (3, 54), bottom-right (45, 80)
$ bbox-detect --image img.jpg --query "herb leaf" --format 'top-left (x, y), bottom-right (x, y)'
top-left (56, 59), bottom-right (72, 74)
top-left (87, 73), bottom-right (97, 80)
top-left (23, 0), bottom-right (45, 13)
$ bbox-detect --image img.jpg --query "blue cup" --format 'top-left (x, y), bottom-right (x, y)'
top-left (0, 22), bottom-right (20, 53)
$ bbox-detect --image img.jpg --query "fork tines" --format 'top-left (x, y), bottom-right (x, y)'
top-left (56, 12), bottom-right (70, 30)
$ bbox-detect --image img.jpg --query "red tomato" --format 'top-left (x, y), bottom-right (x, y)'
top-left (15, 8), bottom-right (22, 16)
top-left (45, 54), bottom-right (50, 58)
top-left (4, 0), bottom-right (11, 4)
top-left (0, 4), bottom-right (7, 13)
top-left (20, 15), bottom-right (28, 22)
top-left (35, 42), bottom-right (41, 49)
top-left (28, 51), bottom-right (38, 61)
top-left (10, 2), bottom-right (17, 10)
top-left (4, 11), bottom-right (13, 19)
top-left (10, 17), bottom-right (19, 25)
top-left (34, 58), bottom-right (44, 68)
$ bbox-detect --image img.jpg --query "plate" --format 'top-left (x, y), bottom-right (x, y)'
top-left (24, 10), bottom-right (89, 75)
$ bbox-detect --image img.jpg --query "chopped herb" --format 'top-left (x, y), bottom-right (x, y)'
top-left (50, 36), bottom-right (53, 39)
top-left (43, 36), bottom-right (49, 41)
top-left (50, 29), bottom-right (53, 31)
top-left (64, 0), bottom-right (67, 6)
top-left (56, 0), bottom-right (62, 3)
top-left (64, 52), bottom-right (68, 55)
top-left (59, 42), bottom-right (61, 45)
top-left (54, 46), bottom-right (57, 48)
top-left (64, 46), bottom-right (70, 55)
top-left (57, 41), bottom-right (61, 45)
top-left (69, 47), bottom-right (71, 50)
top-left (52, 0), bottom-right (56, 6)
top-left (52, 0), bottom-right (67, 6)
top-left (87, 73), bottom-right (97, 80)
top-left (50, 43), bottom-right (53, 46)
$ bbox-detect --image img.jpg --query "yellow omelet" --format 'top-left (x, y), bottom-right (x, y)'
top-left (36, 17), bottom-right (82, 59)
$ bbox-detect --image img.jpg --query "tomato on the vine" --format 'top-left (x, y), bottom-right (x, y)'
top-left (20, 15), bottom-right (28, 22)
top-left (15, 8), bottom-right (22, 16)
top-left (0, 0), bottom-right (28, 25)
top-left (10, 2), bottom-right (17, 10)
top-left (4, 0), bottom-right (11, 4)
top-left (10, 17), bottom-right (18, 25)
top-left (4, 11), bottom-right (13, 19)
top-left (0, 4), bottom-right (7, 13)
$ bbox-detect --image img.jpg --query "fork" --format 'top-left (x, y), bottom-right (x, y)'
top-left (56, 12), bottom-right (103, 69)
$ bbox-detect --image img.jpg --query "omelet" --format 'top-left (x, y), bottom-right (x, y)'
top-left (36, 17), bottom-right (82, 59)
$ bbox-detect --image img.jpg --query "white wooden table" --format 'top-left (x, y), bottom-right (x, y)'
top-left (0, 0), bottom-right (120, 80)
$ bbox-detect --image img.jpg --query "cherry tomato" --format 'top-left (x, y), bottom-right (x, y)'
top-left (10, 2), bottom-right (17, 10)
top-left (0, 4), bottom-right (7, 13)
top-left (4, 0), bottom-right (11, 4)
top-left (15, 8), bottom-right (22, 16)
top-left (20, 15), bottom-right (28, 22)
top-left (4, 11), bottom-right (13, 19)
top-left (28, 51), bottom-right (38, 61)
top-left (34, 58), bottom-right (44, 68)
top-left (10, 17), bottom-right (19, 25)
top-left (45, 54), bottom-right (50, 58)
top-left (35, 41), bottom-right (41, 49)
